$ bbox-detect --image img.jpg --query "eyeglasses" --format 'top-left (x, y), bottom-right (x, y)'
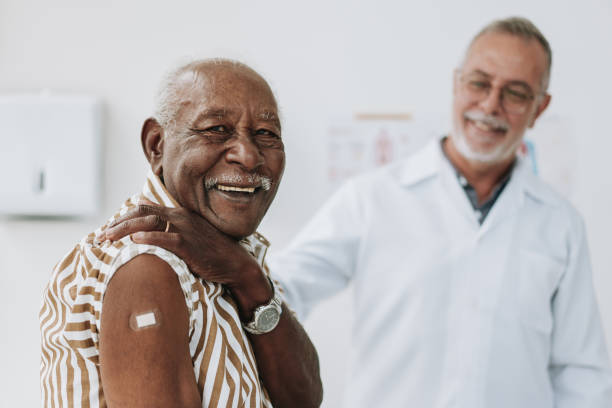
top-left (458, 72), bottom-right (538, 115)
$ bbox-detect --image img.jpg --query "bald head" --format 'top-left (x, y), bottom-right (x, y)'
top-left (154, 59), bottom-right (277, 132)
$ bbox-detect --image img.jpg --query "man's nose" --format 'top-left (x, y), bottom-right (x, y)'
top-left (225, 132), bottom-right (264, 171)
top-left (479, 86), bottom-right (503, 115)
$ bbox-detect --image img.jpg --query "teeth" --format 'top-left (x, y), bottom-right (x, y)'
top-left (217, 185), bottom-right (255, 193)
top-left (474, 120), bottom-right (493, 131)
top-left (472, 119), bottom-right (506, 132)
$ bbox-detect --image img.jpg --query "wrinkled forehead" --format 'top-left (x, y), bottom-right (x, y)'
top-left (174, 67), bottom-right (278, 116)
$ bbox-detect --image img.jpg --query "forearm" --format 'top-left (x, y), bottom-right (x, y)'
top-left (230, 267), bottom-right (323, 408)
top-left (250, 306), bottom-right (322, 408)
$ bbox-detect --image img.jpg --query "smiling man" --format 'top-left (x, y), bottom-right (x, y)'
top-left (40, 60), bottom-right (322, 408)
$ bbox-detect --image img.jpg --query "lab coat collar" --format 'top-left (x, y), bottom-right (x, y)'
top-left (396, 138), bottom-right (441, 187)
top-left (512, 156), bottom-right (561, 207)
top-left (397, 137), bottom-right (560, 223)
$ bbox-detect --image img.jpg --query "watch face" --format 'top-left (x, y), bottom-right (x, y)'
top-left (256, 307), bottom-right (280, 332)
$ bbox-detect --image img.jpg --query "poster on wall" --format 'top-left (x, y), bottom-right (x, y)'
top-left (326, 113), bottom-right (439, 187)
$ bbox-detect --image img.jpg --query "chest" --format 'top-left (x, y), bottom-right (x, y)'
top-left (352, 184), bottom-right (567, 334)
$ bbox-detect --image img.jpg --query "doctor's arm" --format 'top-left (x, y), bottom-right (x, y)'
top-left (549, 220), bottom-right (612, 407)
top-left (269, 180), bottom-right (363, 319)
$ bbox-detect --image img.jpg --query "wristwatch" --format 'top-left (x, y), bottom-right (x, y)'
top-left (242, 277), bottom-right (282, 335)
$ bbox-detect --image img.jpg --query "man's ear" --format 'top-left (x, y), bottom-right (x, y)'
top-left (141, 118), bottom-right (165, 176)
top-left (528, 93), bottom-right (551, 128)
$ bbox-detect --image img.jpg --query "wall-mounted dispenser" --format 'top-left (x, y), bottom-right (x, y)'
top-left (0, 93), bottom-right (102, 217)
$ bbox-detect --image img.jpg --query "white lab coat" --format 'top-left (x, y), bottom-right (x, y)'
top-left (270, 139), bottom-right (612, 407)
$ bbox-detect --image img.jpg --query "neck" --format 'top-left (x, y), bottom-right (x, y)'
top-left (443, 137), bottom-right (514, 204)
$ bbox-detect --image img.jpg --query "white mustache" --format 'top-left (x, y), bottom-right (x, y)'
top-left (464, 110), bottom-right (509, 131)
top-left (205, 174), bottom-right (272, 191)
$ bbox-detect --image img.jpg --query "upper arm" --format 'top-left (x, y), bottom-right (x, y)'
top-left (99, 254), bottom-right (201, 408)
top-left (269, 179), bottom-right (362, 319)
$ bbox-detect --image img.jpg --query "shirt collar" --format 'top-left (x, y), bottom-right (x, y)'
top-left (141, 169), bottom-right (271, 265)
top-left (396, 136), bottom-right (559, 207)
top-left (142, 169), bottom-right (181, 208)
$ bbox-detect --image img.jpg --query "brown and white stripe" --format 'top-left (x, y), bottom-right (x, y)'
top-left (40, 169), bottom-right (273, 407)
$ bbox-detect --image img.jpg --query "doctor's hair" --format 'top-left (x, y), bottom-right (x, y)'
top-left (462, 16), bottom-right (552, 92)
top-left (153, 58), bottom-right (269, 133)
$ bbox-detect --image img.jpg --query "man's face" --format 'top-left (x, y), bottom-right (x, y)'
top-left (451, 32), bottom-right (551, 164)
top-left (157, 67), bottom-right (285, 239)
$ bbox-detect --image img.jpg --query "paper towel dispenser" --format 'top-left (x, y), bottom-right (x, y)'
top-left (0, 93), bottom-right (102, 216)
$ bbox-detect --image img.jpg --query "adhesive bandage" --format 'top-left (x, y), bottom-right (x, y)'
top-left (129, 309), bottom-right (161, 331)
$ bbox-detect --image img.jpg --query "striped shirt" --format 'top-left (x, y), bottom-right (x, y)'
top-left (40, 169), bottom-right (273, 407)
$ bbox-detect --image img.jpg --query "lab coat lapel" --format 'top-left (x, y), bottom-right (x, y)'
top-left (478, 158), bottom-right (529, 238)
top-left (437, 148), bottom-right (481, 228)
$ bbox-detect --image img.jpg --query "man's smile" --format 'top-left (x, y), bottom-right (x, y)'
top-left (468, 118), bottom-right (507, 134)
top-left (216, 184), bottom-right (257, 193)
top-left (206, 179), bottom-right (271, 205)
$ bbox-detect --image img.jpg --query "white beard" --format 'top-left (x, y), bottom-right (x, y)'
top-left (450, 125), bottom-right (522, 164)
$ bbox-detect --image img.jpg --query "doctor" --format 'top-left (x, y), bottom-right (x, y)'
top-left (268, 17), bottom-right (612, 407)
top-left (102, 17), bottom-right (612, 407)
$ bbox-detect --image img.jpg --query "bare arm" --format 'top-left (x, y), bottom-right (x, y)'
top-left (99, 254), bottom-right (201, 408)
top-left (98, 204), bottom-right (323, 408)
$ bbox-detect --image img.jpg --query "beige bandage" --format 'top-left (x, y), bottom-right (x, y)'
top-left (129, 309), bottom-right (161, 331)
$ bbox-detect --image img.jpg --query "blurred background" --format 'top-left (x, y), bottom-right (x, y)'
top-left (1, 0), bottom-right (611, 406)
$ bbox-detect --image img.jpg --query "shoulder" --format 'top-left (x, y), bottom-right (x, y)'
top-left (338, 141), bottom-right (439, 205)
top-left (108, 253), bottom-right (184, 296)
top-left (99, 238), bottom-right (198, 314)
top-left (520, 168), bottom-right (583, 223)
top-left (353, 139), bottom-right (440, 190)
top-left (100, 236), bottom-right (196, 295)
top-left (102, 253), bottom-right (190, 329)
top-left (517, 168), bottom-right (588, 253)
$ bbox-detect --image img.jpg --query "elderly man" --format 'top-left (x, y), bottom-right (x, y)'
top-left (40, 60), bottom-right (322, 408)
top-left (101, 17), bottom-right (612, 407)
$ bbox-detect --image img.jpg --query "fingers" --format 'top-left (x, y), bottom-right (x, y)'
top-left (137, 198), bottom-right (156, 206)
top-left (110, 204), bottom-right (169, 228)
top-left (130, 232), bottom-right (182, 254)
top-left (105, 215), bottom-right (168, 241)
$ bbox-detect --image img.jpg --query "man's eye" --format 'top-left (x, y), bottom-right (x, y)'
top-left (189, 126), bottom-right (231, 143)
top-left (207, 125), bottom-right (229, 133)
top-left (468, 80), bottom-right (490, 90)
top-left (504, 88), bottom-right (531, 103)
top-left (254, 129), bottom-right (279, 138)
top-left (254, 129), bottom-right (283, 148)
top-left (190, 125), bottom-right (230, 134)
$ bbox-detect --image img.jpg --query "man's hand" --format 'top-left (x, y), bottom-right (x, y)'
top-left (98, 200), bottom-right (323, 408)
top-left (97, 200), bottom-right (274, 321)
top-left (99, 200), bottom-right (256, 281)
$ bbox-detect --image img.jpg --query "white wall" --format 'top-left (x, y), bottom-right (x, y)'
top-left (1, 1), bottom-right (611, 406)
